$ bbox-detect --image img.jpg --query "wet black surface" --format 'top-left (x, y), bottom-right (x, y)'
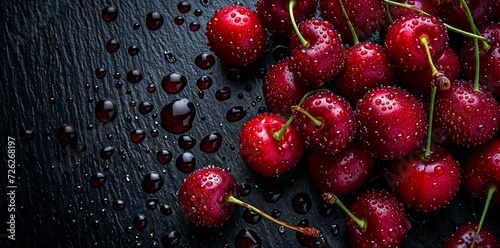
top-left (0, 0), bottom-right (499, 247)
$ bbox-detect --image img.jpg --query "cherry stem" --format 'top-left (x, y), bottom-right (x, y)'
top-left (470, 185), bottom-right (497, 248)
top-left (289, 0), bottom-right (309, 48)
top-left (420, 35), bottom-right (449, 159)
top-left (322, 193), bottom-right (367, 232)
top-left (338, 0), bottom-right (359, 44)
top-left (291, 105), bottom-right (323, 127)
top-left (385, 2), bottom-right (394, 24)
top-left (383, 0), bottom-right (489, 42)
top-left (226, 194), bottom-right (320, 237)
top-left (458, 0), bottom-right (490, 51)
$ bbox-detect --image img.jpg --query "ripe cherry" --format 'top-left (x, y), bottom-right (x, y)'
top-left (388, 0), bottom-right (438, 21)
top-left (205, 4), bottom-right (267, 66)
top-left (444, 222), bottom-right (500, 248)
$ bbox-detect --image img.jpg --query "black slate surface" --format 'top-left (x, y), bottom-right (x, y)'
top-left (1, 0), bottom-right (499, 247)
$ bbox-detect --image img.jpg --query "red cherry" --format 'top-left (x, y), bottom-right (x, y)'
top-left (355, 86), bottom-right (427, 160)
top-left (332, 42), bottom-right (395, 102)
top-left (289, 19), bottom-right (346, 87)
top-left (434, 80), bottom-right (500, 147)
top-left (389, 145), bottom-right (461, 212)
top-left (308, 143), bottom-right (373, 196)
top-left (293, 90), bottom-right (356, 155)
top-left (384, 14), bottom-right (448, 72)
top-left (324, 189), bottom-right (411, 247)
top-left (397, 46), bottom-right (460, 97)
top-left (434, 0), bottom-right (491, 33)
top-left (461, 22), bottom-right (500, 96)
top-left (463, 138), bottom-right (500, 206)
top-left (205, 4), bottom-right (267, 66)
top-left (262, 58), bottom-right (309, 117)
top-left (178, 166), bottom-right (239, 227)
top-left (255, 0), bottom-right (318, 37)
top-left (319, 0), bottom-right (388, 44)
top-left (239, 113), bottom-right (304, 177)
top-left (444, 222), bottom-right (500, 248)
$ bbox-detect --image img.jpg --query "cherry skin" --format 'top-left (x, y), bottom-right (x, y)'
top-left (289, 19), bottom-right (346, 88)
top-left (205, 4), bottom-right (266, 66)
top-left (384, 14), bottom-right (449, 72)
top-left (434, 80), bottom-right (500, 147)
top-left (355, 86), bottom-right (427, 160)
top-left (444, 222), bottom-right (500, 248)
top-left (389, 145), bottom-right (461, 212)
top-left (262, 58), bottom-right (309, 118)
top-left (308, 143), bottom-right (373, 197)
top-left (332, 41), bottom-right (395, 103)
top-left (434, 0), bottom-right (491, 33)
top-left (346, 189), bottom-right (411, 248)
top-left (461, 22), bottom-right (500, 96)
top-left (255, 0), bottom-right (318, 37)
top-left (178, 166), bottom-right (239, 227)
top-left (463, 138), bottom-right (500, 206)
top-left (293, 90), bottom-right (356, 155)
top-left (388, 0), bottom-right (438, 21)
top-left (319, 0), bottom-right (388, 44)
top-left (397, 46), bottom-right (460, 97)
top-left (239, 113), bottom-right (304, 177)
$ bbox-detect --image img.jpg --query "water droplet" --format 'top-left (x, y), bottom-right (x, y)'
top-left (160, 98), bottom-right (196, 134)
top-left (196, 76), bottom-right (213, 89)
top-left (291, 192), bottom-right (312, 214)
top-left (90, 172), bottom-right (107, 187)
top-left (164, 51), bottom-right (177, 63)
top-left (146, 11), bottom-right (164, 30)
top-left (176, 152), bottom-right (195, 173)
top-left (162, 231), bottom-right (180, 247)
top-left (57, 124), bottom-right (78, 143)
top-left (243, 209), bottom-right (262, 224)
top-left (138, 102), bottom-right (154, 115)
top-left (141, 171), bottom-right (164, 193)
top-left (189, 21), bottom-right (200, 31)
top-left (20, 129), bottom-right (34, 141)
top-left (133, 214), bottom-right (148, 230)
top-left (128, 45), bottom-right (140, 56)
top-left (145, 198), bottom-right (158, 210)
top-left (131, 129), bottom-right (146, 143)
top-left (102, 5), bottom-right (118, 22)
top-left (234, 229), bottom-right (262, 247)
top-left (99, 146), bottom-right (115, 159)
top-left (162, 73), bottom-right (187, 94)
top-left (160, 204), bottom-right (173, 215)
top-left (226, 106), bottom-right (246, 122)
top-left (178, 134), bottom-right (196, 150)
top-left (95, 98), bottom-right (117, 123)
top-left (200, 132), bottom-right (222, 153)
top-left (263, 185), bottom-right (284, 203)
top-left (195, 53), bottom-right (215, 69)
top-left (127, 69), bottom-right (143, 83)
top-left (105, 39), bottom-right (120, 53)
top-left (215, 86), bottom-right (231, 101)
top-left (177, 1), bottom-right (191, 13)
top-left (157, 149), bottom-right (172, 164)
top-left (113, 199), bottom-right (126, 211)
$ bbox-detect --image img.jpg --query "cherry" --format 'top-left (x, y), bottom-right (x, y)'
top-left (308, 143), bottom-right (373, 197)
top-left (255, 0), bottom-right (318, 37)
top-left (239, 113), bottom-right (304, 177)
top-left (355, 86), bottom-right (427, 160)
top-left (205, 4), bottom-right (267, 66)
top-left (389, 145), bottom-right (461, 212)
top-left (493, 1), bottom-right (500, 22)
top-left (262, 58), bottom-right (309, 117)
top-left (444, 222), bottom-right (500, 248)
top-left (178, 167), bottom-right (320, 236)
top-left (323, 189), bottom-right (411, 247)
top-left (384, 14), bottom-right (448, 72)
top-left (434, 0), bottom-right (491, 33)
top-left (292, 90), bottom-right (356, 155)
top-left (434, 80), bottom-right (500, 147)
top-left (461, 22), bottom-right (500, 96)
top-left (388, 0), bottom-right (438, 21)
top-left (319, 0), bottom-right (387, 44)
top-left (289, 19), bottom-right (346, 87)
top-left (397, 46), bottom-right (460, 97)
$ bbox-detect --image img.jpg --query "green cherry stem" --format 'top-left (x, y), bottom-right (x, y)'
top-left (458, 0), bottom-right (490, 51)
top-left (470, 185), bottom-right (497, 248)
top-left (291, 105), bottom-right (323, 128)
top-left (323, 193), bottom-right (367, 232)
top-left (226, 194), bottom-right (320, 237)
top-left (338, 0), bottom-right (359, 44)
top-left (383, 0), bottom-right (489, 42)
top-left (420, 35), bottom-right (450, 159)
top-left (289, 0), bottom-right (309, 48)
top-left (385, 2), bottom-right (394, 24)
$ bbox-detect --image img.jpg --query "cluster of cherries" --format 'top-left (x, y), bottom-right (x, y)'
top-left (177, 0), bottom-right (500, 247)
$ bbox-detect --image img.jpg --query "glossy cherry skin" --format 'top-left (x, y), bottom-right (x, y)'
top-left (434, 80), bottom-right (500, 147)
top-left (255, 0), bottom-right (318, 37)
top-left (435, 0), bottom-right (491, 33)
top-left (332, 42), bottom-right (395, 103)
top-left (384, 14), bottom-right (448, 72)
top-left (463, 138), bottom-right (500, 206)
top-left (355, 86), bottom-right (427, 160)
top-left (389, 145), bottom-right (461, 212)
top-left (397, 46), bottom-right (460, 97)
top-left (319, 0), bottom-right (388, 44)
top-left (178, 166), bottom-right (239, 227)
top-left (294, 91), bottom-right (356, 155)
top-left (308, 143), bottom-right (373, 196)
top-left (263, 58), bottom-right (309, 117)
top-left (205, 5), bottom-right (266, 66)
top-left (444, 222), bottom-right (500, 248)
top-left (289, 19), bottom-right (346, 88)
top-left (461, 23), bottom-right (500, 96)
top-left (346, 189), bottom-right (411, 248)
top-left (239, 113), bottom-right (304, 177)
top-left (389, 0), bottom-right (438, 21)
